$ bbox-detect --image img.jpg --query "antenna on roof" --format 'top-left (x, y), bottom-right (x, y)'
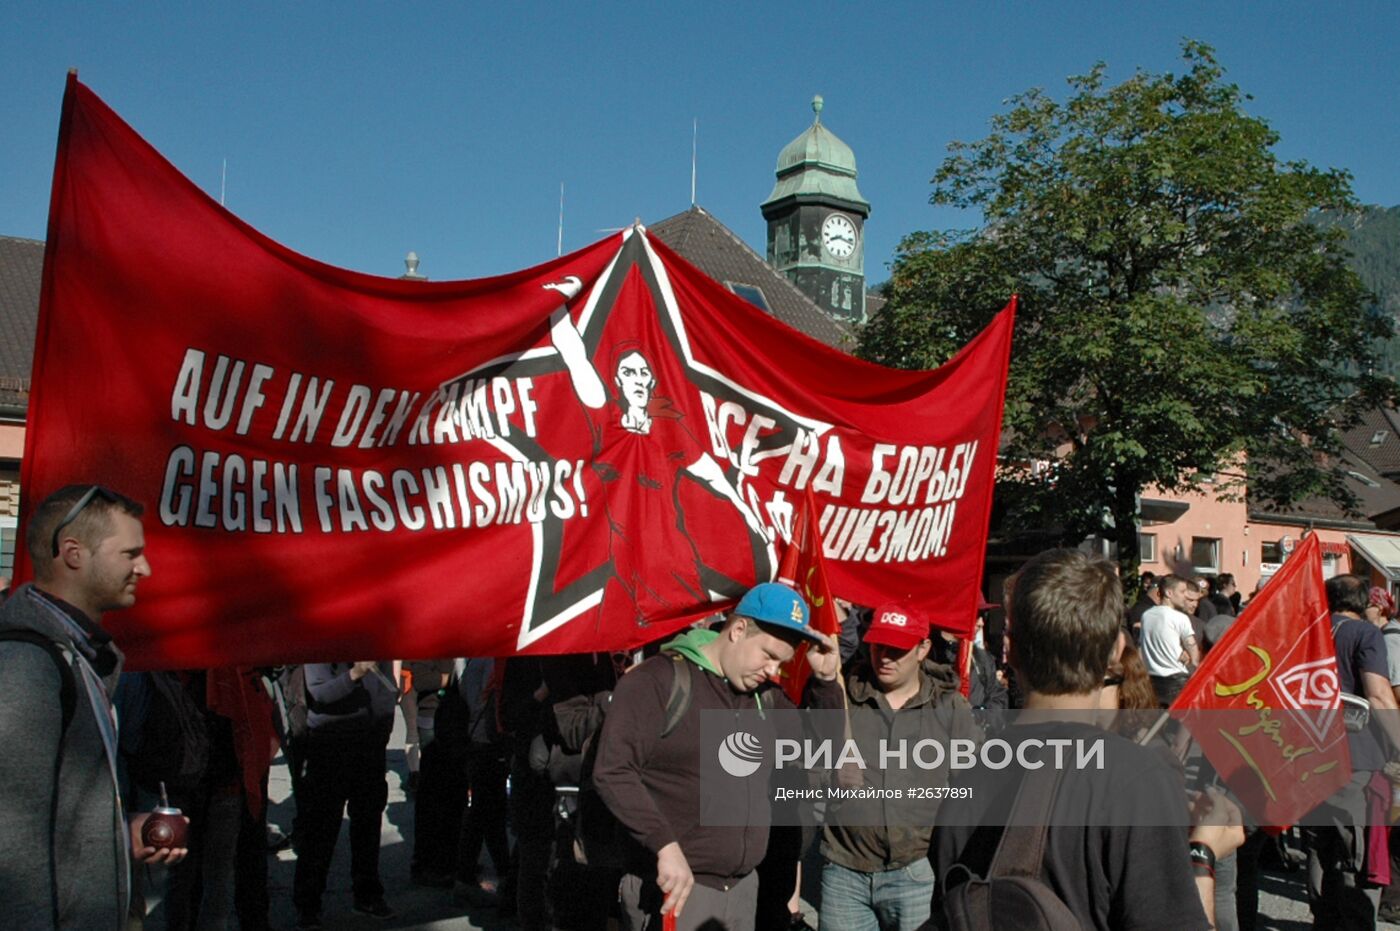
top-left (220, 158), bottom-right (227, 206)
top-left (690, 118), bottom-right (698, 206)
top-left (557, 182), bottom-right (564, 257)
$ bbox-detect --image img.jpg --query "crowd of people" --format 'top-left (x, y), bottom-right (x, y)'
top-left (4, 482), bottom-right (1400, 930)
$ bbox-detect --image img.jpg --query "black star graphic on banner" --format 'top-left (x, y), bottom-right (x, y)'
top-left (439, 229), bottom-right (833, 649)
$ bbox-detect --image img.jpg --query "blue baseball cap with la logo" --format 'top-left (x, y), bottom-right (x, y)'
top-left (734, 582), bottom-right (821, 643)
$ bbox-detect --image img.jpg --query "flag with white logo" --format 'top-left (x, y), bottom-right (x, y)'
top-left (1172, 533), bottom-right (1351, 826)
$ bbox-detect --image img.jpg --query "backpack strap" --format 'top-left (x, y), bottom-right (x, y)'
top-left (986, 765), bottom-right (1066, 880)
top-left (660, 654), bottom-right (693, 738)
top-left (0, 629), bottom-right (76, 738)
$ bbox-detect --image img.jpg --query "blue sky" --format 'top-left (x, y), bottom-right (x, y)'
top-left (2, 2), bottom-right (1398, 284)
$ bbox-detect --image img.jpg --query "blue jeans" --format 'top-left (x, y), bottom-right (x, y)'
top-left (820, 858), bottom-right (934, 931)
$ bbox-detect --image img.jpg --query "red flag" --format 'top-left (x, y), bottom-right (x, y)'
top-left (776, 491), bottom-right (843, 704)
top-left (21, 76), bottom-right (1015, 668)
top-left (1172, 533), bottom-right (1350, 826)
top-left (205, 666), bottom-right (278, 819)
top-left (956, 637), bottom-right (973, 700)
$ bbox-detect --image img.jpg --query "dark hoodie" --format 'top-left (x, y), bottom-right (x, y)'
top-left (592, 628), bottom-right (843, 890)
top-left (822, 657), bottom-right (978, 873)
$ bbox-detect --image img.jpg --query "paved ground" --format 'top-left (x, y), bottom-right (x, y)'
top-left (164, 715), bottom-right (1399, 930)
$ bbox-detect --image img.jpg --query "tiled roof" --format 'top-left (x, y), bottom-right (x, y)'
top-left (0, 236), bottom-right (43, 415)
top-left (1342, 405), bottom-right (1400, 478)
top-left (1248, 449), bottom-right (1400, 529)
top-left (648, 206), bottom-right (855, 351)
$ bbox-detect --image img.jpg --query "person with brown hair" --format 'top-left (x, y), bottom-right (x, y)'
top-left (0, 484), bottom-right (185, 930)
top-left (1140, 574), bottom-right (1201, 706)
top-left (1100, 640), bottom-right (1159, 738)
top-left (930, 548), bottom-right (1244, 930)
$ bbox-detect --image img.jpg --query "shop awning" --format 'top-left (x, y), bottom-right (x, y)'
top-left (1346, 532), bottom-right (1400, 582)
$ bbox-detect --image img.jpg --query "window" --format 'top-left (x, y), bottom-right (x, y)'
top-left (1190, 537), bottom-right (1221, 572)
top-left (1348, 470), bottom-right (1381, 488)
top-left (1261, 541), bottom-right (1283, 564)
top-left (727, 283), bottom-right (769, 311)
top-left (1138, 533), bottom-right (1157, 563)
top-left (1372, 430), bottom-right (1389, 446)
top-left (0, 521), bottom-right (15, 577)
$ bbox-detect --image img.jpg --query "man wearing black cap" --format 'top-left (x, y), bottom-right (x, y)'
top-left (820, 602), bottom-right (975, 931)
top-left (593, 582), bottom-right (842, 931)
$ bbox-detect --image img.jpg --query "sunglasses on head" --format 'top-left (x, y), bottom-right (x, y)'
top-left (50, 485), bottom-right (121, 558)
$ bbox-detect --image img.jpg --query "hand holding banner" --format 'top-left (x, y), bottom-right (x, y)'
top-left (775, 490), bottom-right (843, 704)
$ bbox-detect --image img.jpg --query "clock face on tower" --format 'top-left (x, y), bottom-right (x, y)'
top-left (821, 213), bottom-right (857, 260)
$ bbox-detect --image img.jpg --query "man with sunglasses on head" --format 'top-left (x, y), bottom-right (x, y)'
top-left (0, 484), bottom-right (183, 930)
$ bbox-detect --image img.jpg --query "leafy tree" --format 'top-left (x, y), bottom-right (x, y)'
top-left (860, 41), bottom-right (1394, 584)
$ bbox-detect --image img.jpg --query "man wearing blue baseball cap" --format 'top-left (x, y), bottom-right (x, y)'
top-left (593, 582), bottom-right (843, 931)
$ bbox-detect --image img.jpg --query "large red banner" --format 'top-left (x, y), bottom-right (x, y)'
top-left (21, 76), bottom-right (1015, 668)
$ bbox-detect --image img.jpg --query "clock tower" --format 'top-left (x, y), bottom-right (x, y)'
top-left (761, 96), bottom-right (870, 321)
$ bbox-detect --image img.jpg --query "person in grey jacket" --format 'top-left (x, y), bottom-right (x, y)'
top-left (0, 483), bottom-right (184, 930)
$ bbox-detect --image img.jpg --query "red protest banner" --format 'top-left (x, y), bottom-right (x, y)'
top-left (775, 491), bottom-right (843, 703)
top-left (21, 76), bottom-right (1015, 668)
top-left (1172, 533), bottom-right (1350, 826)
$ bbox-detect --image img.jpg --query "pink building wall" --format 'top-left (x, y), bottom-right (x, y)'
top-left (1136, 483), bottom-right (1352, 595)
top-left (0, 423), bottom-right (23, 460)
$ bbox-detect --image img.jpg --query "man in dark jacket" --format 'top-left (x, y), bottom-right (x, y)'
top-left (1302, 574), bottom-right (1400, 929)
top-left (821, 603), bottom-right (976, 931)
top-left (593, 583), bottom-right (842, 931)
top-left (0, 484), bottom-right (184, 930)
top-left (932, 616), bottom-right (1008, 712)
top-left (291, 661), bottom-right (399, 929)
top-left (1126, 572), bottom-right (1160, 642)
top-left (500, 653), bottom-right (619, 930)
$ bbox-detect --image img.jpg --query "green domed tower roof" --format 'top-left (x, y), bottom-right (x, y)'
top-left (761, 96), bottom-right (870, 323)
top-left (762, 95), bottom-right (869, 213)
